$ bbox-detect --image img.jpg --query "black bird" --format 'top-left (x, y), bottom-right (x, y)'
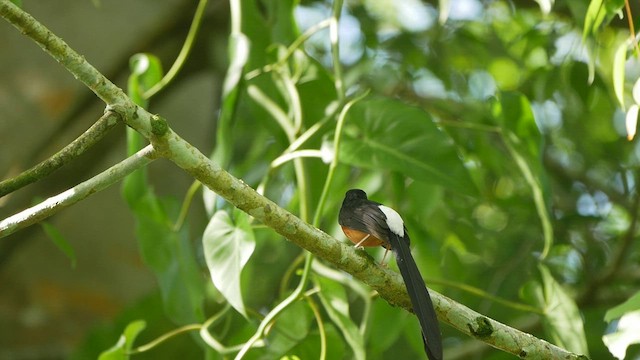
top-left (339, 189), bottom-right (442, 360)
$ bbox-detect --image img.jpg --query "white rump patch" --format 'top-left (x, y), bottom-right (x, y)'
top-left (378, 205), bottom-right (405, 237)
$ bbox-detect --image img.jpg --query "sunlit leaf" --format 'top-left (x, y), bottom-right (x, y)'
top-left (534, 0), bottom-right (553, 14)
top-left (603, 311), bottom-right (640, 360)
top-left (606, 291), bottom-right (640, 322)
top-left (583, 0), bottom-right (604, 39)
top-left (203, 209), bottom-right (255, 317)
top-left (340, 97), bottom-right (477, 196)
top-left (625, 104), bottom-right (638, 140)
top-left (98, 320), bottom-right (146, 360)
top-left (613, 40), bottom-right (627, 109)
top-left (438, 0), bottom-right (450, 24)
top-left (633, 78), bottom-right (640, 105)
top-left (603, 292), bottom-right (640, 358)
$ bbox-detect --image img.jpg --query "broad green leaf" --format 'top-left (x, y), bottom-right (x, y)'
top-left (315, 275), bottom-right (365, 360)
top-left (605, 291), bottom-right (640, 322)
top-left (368, 298), bottom-right (410, 355)
top-left (521, 265), bottom-right (589, 355)
top-left (340, 97), bottom-right (477, 196)
top-left (133, 193), bottom-right (204, 324)
top-left (603, 310), bottom-right (640, 359)
top-left (263, 299), bottom-right (312, 357)
top-left (613, 40), bottom-right (627, 109)
top-left (203, 209), bottom-right (255, 317)
top-left (287, 324), bottom-right (346, 360)
top-left (40, 222), bottom-right (76, 268)
top-left (10, 0), bottom-right (22, 7)
top-left (98, 320), bottom-right (146, 360)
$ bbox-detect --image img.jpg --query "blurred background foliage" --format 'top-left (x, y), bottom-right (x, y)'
top-left (1, 0), bottom-right (640, 359)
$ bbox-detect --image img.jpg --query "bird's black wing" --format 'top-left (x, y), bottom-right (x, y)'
top-left (339, 200), bottom-right (391, 244)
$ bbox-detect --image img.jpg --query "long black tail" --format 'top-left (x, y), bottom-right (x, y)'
top-left (389, 233), bottom-right (442, 360)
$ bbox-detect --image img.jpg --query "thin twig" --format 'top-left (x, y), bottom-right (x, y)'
top-left (0, 110), bottom-right (121, 197)
top-left (0, 145), bottom-right (156, 238)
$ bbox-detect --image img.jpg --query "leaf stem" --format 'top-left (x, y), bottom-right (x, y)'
top-left (143, 0), bottom-right (209, 99)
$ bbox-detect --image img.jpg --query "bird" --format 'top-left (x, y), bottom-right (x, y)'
top-left (338, 189), bottom-right (442, 360)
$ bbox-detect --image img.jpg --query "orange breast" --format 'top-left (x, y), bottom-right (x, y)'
top-left (341, 226), bottom-right (390, 249)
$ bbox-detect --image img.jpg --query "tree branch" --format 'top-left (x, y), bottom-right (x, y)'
top-left (0, 1), bottom-right (589, 358)
top-left (0, 145), bottom-right (156, 238)
top-left (0, 110), bottom-right (120, 197)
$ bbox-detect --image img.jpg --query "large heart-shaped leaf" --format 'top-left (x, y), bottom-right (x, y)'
top-left (203, 209), bottom-right (255, 317)
top-left (340, 97), bottom-right (476, 196)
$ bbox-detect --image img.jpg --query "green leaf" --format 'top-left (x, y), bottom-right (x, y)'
top-left (127, 53), bottom-right (163, 107)
top-left (287, 324), bottom-right (346, 359)
top-left (133, 193), bottom-right (204, 324)
top-left (40, 222), bottom-right (76, 268)
top-left (315, 275), bottom-right (365, 360)
top-left (368, 298), bottom-right (410, 355)
top-left (10, 0), bottom-right (22, 7)
top-left (98, 320), bottom-right (146, 360)
top-left (603, 310), bottom-right (640, 359)
top-left (613, 40), bottom-right (627, 109)
top-left (493, 92), bottom-right (553, 258)
top-left (521, 265), bottom-right (589, 355)
top-left (583, 0), bottom-right (625, 39)
top-left (494, 92), bottom-right (542, 163)
top-left (340, 97), bottom-right (477, 196)
top-left (438, 0), bottom-right (450, 24)
top-left (583, 0), bottom-right (604, 39)
top-left (605, 291), bottom-right (640, 322)
top-left (203, 209), bottom-right (256, 317)
top-left (263, 300), bottom-right (312, 357)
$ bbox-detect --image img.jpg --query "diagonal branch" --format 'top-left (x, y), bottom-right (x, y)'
top-left (0, 110), bottom-right (121, 197)
top-left (0, 145), bottom-right (157, 238)
top-left (0, 1), bottom-right (588, 359)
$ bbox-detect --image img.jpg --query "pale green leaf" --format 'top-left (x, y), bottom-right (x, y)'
top-left (98, 320), bottom-right (146, 360)
top-left (605, 290), bottom-right (640, 322)
top-left (613, 40), bottom-right (627, 108)
top-left (203, 209), bottom-right (255, 317)
top-left (603, 310), bottom-right (640, 359)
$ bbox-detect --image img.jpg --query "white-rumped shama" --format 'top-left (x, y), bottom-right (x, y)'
top-left (339, 189), bottom-right (442, 360)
